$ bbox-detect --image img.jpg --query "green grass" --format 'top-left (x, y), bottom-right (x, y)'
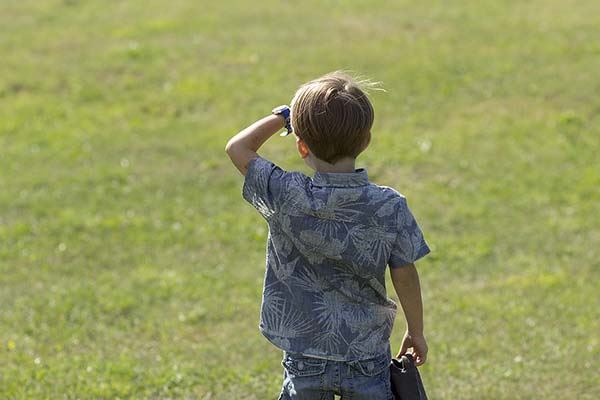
top-left (1, 0), bottom-right (599, 398)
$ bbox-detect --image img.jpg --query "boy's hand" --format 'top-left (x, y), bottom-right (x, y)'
top-left (397, 330), bottom-right (428, 366)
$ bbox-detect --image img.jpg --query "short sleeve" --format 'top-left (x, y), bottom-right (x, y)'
top-left (388, 197), bottom-right (431, 268)
top-left (242, 155), bottom-right (287, 220)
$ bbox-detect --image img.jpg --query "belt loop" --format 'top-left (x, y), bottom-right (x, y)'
top-left (347, 359), bottom-right (358, 378)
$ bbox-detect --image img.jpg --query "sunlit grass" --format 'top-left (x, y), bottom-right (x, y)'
top-left (1, 0), bottom-right (599, 398)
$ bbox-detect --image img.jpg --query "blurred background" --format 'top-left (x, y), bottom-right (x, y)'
top-left (1, 0), bottom-right (598, 398)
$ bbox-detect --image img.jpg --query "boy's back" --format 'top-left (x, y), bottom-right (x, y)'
top-left (243, 154), bottom-right (430, 361)
top-left (226, 71), bottom-right (430, 398)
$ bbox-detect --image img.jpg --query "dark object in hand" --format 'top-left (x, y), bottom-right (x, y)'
top-left (390, 353), bottom-right (428, 400)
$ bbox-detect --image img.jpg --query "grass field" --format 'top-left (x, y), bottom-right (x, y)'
top-left (1, 0), bottom-right (599, 398)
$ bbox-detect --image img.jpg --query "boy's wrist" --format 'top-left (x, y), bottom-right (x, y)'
top-left (271, 105), bottom-right (293, 136)
top-left (407, 328), bottom-right (424, 337)
top-left (271, 113), bottom-right (286, 125)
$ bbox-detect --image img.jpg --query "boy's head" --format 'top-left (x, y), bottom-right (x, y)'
top-left (290, 71), bottom-right (376, 166)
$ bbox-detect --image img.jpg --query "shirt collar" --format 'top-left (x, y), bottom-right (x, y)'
top-left (312, 168), bottom-right (369, 187)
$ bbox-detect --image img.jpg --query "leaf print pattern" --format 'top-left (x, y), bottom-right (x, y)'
top-left (347, 224), bottom-right (396, 267)
top-left (312, 216), bottom-right (347, 238)
top-left (298, 230), bottom-right (345, 262)
top-left (261, 295), bottom-right (314, 338)
top-left (242, 155), bottom-right (430, 360)
top-left (264, 255), bottom-right (299, 295)
top-left (374, 197), bottom-right (400, 218)
top-left (344, 303), bottom-right (392, 335)
top-left (262, 287), bottom-right (286, 316)
top-left (268, 254), bottom-right (299, 283)
top-left (282, 180), bottom-right (312, 216)
top-left (324, 189), bottom-right (365, 221)
top-left (289, 266), bottom-right (330, 294)
top-left (274, 234), bottom-right (295, 259)
top-left (346, 324), bottom-right (389, 358)
top-left (313, 291), bottom-right (346, 333)
top-left (307, 329), bottom-right (349, 357)
top-left (242, 157), bottom-right (286, 220)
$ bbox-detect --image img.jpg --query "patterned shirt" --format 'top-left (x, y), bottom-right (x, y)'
top-left (242, 155), bottom-right (430, 361)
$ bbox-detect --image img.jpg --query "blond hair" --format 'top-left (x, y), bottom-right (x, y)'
top-left (291, 71), bottom-right (380, 164)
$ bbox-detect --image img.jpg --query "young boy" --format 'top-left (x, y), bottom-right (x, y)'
top-left (225, 71), bottom-right (430, 400)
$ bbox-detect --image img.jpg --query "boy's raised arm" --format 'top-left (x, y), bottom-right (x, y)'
top-left (390, 263), bottom-right (428, 366)
top-left (225, 114), bottom-right (285, 176)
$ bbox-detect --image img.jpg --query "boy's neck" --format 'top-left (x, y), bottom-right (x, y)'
top-left (311, 156), bottom-right (356, 173)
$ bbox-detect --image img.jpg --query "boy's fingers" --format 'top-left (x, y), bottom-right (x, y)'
top-left (415, 352), bottom-right (427, 366)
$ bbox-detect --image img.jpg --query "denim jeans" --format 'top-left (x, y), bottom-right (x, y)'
top-left (278, 350), bottom-right (394, 400)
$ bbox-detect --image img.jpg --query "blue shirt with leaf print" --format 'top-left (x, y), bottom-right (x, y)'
top-left (242, 155), bottom-right (430, 361)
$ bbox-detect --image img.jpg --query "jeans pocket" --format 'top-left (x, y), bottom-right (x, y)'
top-left (281, 353), bottom-right (327, 377)
top-left (348, 354), bottom-right (394, 400)
top-left (351, 352), bottom-right (390, 377)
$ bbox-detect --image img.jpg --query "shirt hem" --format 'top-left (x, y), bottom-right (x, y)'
top-left (259, 325), bottom-right (391, 362)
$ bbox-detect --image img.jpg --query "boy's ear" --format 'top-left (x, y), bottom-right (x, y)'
top-left (296, 136), bottom-right (310, 159)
